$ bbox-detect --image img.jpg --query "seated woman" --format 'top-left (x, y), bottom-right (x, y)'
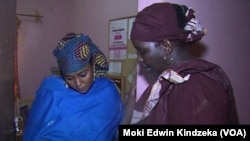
top-left (22, 33), bottom-right (124, 141)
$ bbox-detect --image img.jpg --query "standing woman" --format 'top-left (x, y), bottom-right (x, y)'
top-left (23, 33), bottom-right (124, 140)
top-left (125, 2), bottom-right (239, 125)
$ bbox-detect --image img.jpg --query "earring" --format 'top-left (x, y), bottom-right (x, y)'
top-left (163, 55), bottom-right (174, 65)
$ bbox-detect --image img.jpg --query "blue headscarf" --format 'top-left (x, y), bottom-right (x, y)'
top-left (53, 33), bottom-right (109, 75)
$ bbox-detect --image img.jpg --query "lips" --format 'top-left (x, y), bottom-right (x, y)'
top-left (142, 63), bottom-right (158, 76)
top-left (140, 61), bottom-right (149, 68)
top-left (75, 87), bottom-right (87, 93)
top-left (142, 63), bottom-right (152, 71)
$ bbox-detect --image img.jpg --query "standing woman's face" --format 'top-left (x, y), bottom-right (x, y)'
top-left (63, 64), bottom-right (94, 94)
top-left (132, 40), bottom-right (167, 76)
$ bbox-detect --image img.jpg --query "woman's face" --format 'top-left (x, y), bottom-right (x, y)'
top-left (63, 64), bottom-right (94, 94)
top-left (132, 40), bottom-right (167, 76)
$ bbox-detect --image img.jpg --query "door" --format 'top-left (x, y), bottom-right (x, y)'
top-left (0, 0), bottom-right (17, 140)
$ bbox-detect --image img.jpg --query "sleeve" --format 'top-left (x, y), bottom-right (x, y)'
top-left (22, 85), bottom-right (60, 141)
top-left (225, 81), bottom-right (239, 124)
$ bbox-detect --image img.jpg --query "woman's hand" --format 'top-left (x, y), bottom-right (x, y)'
top-left (121, 76), bottom-right (137, 124)
top-left (128, 76), bottom-right (137, 101)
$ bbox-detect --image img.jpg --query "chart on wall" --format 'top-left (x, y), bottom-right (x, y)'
top-left (109, 18), bottom-right (128, 60)
top-left (108, 16), bottom-right (137, 101)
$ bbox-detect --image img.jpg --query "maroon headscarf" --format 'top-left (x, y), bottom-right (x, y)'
top-left (130, 2), bottom-right (206, 43)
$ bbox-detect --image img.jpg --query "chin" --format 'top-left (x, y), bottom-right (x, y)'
top-left (146, 68), bottom-right (159, 77)
top-left (78, 91), bottom-right (88, 94)
top-left (152, 72), bottom-right (159, 77)
top-left (74, 88), bottom-right (88, 94)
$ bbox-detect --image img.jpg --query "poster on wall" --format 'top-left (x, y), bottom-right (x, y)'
top-left (109, 18), bottom-right (128, 60)
top-left (108, 61), bottom-right (122, 74)
top-left (109, 48), bottom-right (127, 60)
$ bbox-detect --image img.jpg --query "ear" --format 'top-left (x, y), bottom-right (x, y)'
top-left (162, 39), bottom-right (173, 54)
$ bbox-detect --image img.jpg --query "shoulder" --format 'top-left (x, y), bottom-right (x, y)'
top-left (90, 77), bottom-right (121, 97)
top-left (176, 59), bottom-right (225, 74)
top-left (94, 77), bottom-right (115, 86)
top-left (38, 75), bottom-right (67, 91)
top-left (181, 59), bottom-right (232, 90)
top-left (93, 77), bottom-right (117, 90)
top-left (195, 59), bottom-right (232, 86)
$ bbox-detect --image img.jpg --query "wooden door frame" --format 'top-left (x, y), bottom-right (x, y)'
top-left (0, 0), bottom-right (17, 140)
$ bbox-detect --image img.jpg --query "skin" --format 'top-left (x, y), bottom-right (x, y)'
top-left (122, 38), bottom-right (193, 124)
top-left (132, 39), bottom-right (193, 76)
top-left (121, 75), bottom-right (137, 124)
top-left (132, 39), bottom-right (172, 76)
top-left (62, 63), bottom-right (94, 94)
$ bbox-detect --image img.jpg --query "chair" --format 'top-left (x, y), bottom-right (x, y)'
top-left (19, 105), bottom-right (29, 125)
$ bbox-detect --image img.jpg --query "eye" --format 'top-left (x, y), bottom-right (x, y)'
top-left (79, 72), bottom-right (87, 77)
top-left (65, 76), bottom-right (73, 81)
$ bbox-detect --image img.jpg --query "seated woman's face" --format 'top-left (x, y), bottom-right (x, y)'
top-left (63, 64), bottom-right (94, 94)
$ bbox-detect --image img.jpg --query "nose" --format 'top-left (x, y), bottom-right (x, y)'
top-left (74, 78), bottom-right (81, 87)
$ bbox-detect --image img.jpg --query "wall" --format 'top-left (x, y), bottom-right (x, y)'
top-left (137, 0), bottom-right (250, 124)
top-left (70, 0), bottom-right (138, 59)
top-left (70, 0), bottom-right (138, 98)
top-left (16, 0), bottom-right (138, 101)
top-left (16, 0), bottom-right (72, 100)
top-left (16, 0), bottom-right (249, 124)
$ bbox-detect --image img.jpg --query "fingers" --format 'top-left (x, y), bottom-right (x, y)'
top-left (122, 77), bottom-right (137, 124)
top-left (129, 85), bottom-right (136, 99)
top-left (128, 75), bottom-right (136, 100)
